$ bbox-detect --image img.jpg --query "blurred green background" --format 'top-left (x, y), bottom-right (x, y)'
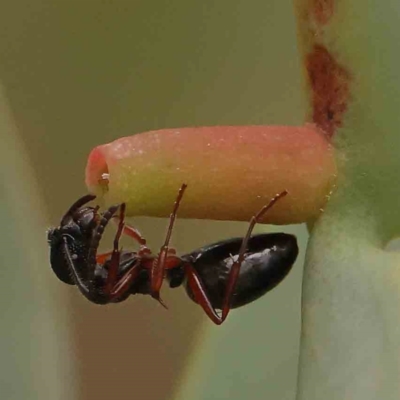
top-left (0, 1), bottom-right (307, 399)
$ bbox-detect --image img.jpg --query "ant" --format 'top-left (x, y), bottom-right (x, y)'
top-left (48, 184), bottom-right (298, 325)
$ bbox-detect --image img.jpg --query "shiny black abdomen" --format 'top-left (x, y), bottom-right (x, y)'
top-left (183, 233), bottom-right (298, 309)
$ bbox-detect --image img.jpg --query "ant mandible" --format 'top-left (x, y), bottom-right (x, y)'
top-left (48, 184), bottom-right (298, 325)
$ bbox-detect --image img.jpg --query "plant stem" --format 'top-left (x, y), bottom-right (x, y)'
top-left (294, 1), bottom-right (400, 398)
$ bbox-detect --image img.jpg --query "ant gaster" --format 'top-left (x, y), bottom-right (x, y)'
top-left (48, 185), bottom-right (298, 325)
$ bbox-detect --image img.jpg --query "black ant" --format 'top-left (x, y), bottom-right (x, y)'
top-left (47, 185), bottom-right (298, 325)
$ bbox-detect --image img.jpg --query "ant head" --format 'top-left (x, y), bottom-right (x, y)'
top-left (48, 195), bottom-right (98, 285)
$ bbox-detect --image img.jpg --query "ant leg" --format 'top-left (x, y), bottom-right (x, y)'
top-left (150, 183), bottom-right (188, 306)
top-left (104, 203), bottom-right (126, 295)
top-left (185, 190), bottom-right (288, 325)
top-left (219, 190), bottom-right (288, 322)
top-left (96, 251), bottom-right (113, 264)
top-left (112, 218), bottom-right (151, 254)
top-left (108, 254), bottom-right (184, 304)
top-left (122, 224), bottom-right (147, 247)
top-left (108, 260), bottom-right (143, 302)
top-left (87, 203), bottom-right (120, 282)
top-left (184, 262), bottom-right (224, 325)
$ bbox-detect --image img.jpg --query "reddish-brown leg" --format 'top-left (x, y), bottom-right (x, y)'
top-left (108, 259), bottom-right (143, 302)
top-left (185, 190), bottom-right (288, 325)
top-left (150, 183), bottom-right (188, 306)
top-left (220, 190), bottom-right (288, 320)
top-left (113, 217), bottom-right (151, 254)
top-left (107, 252), bottom-right (186, 303)
top-left (104, 203), bottom-right (126, 295)
top-left (104, 207), bottom-right (151, 302)
top-left (96, 251), bottom-right (113, 264)
top-left (184, 263), bottom-right (224, 324)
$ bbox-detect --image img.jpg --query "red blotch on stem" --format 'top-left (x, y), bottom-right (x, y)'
top-left (312, 0), bottom-right (335, 25)
top-left (306, 44), bottom-right (350, 138)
